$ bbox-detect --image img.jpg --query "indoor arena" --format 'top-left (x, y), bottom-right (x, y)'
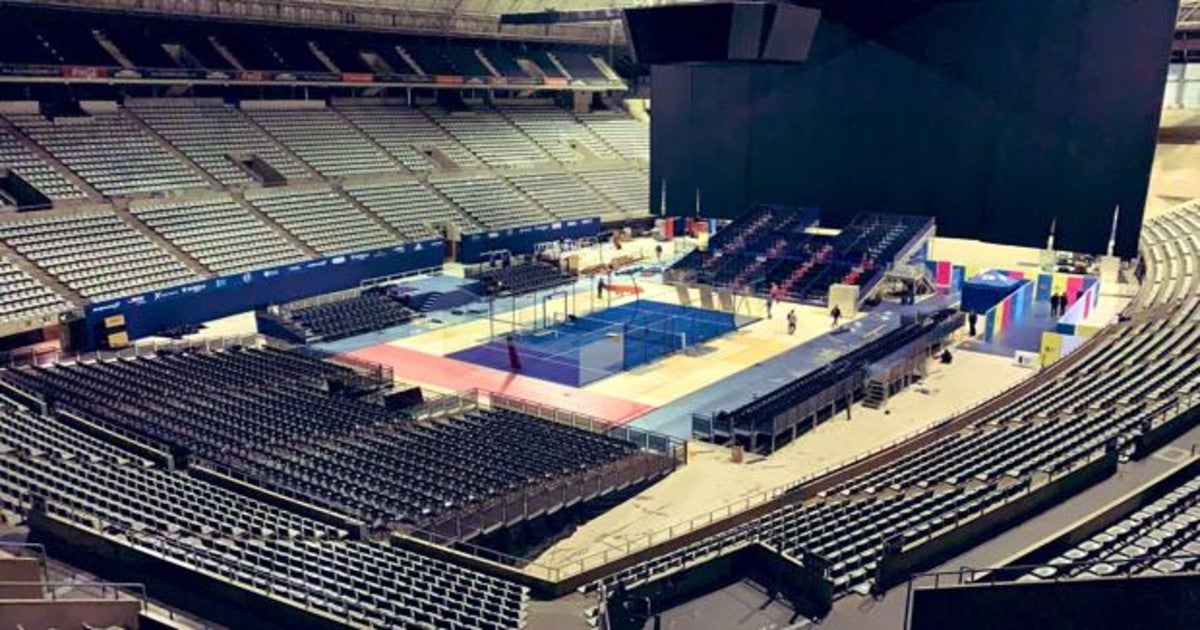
top-left (0, 2), bottom-right (1196, 629)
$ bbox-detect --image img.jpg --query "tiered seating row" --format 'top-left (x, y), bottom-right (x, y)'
top-left (1020, 475), bottom-right (1200, 581)
top-left (0, 346), bottom-right (650, 530)
top-left (500, 104), bottom-right (617, 163)
top-left (132, 535), bottom-right (526, 628)
top-left (130, 195), bottom-right (306, 274)
top-left (245, 108), bottom-right (399, 178)
top-left (426, 107), bottom-right (550, 168)
top-left (5, 113), bottom-right (206, 197)
top-left (289, 292), bottom-right (416, 341)
top-left (0, 211), bottom-right (198, 301)
top-left (431, 176), bottom-right (555, 229)
top-left (335, 103), bottom-right (481, 171)
top-left (506, 171), bottom-right (612, 222)
top-left (344, 179), bottom-right (479, 238)
top-left (577, 111), bottom-right (649, 161)
top-left (578, 169), bottom-right (649, 218)
top-left (0, 256), bottom-right (69, 324)
top-left (471, 262), bottom-right (573, 297)
top-left (0, 399), bottom-right (527, 629)
top-left (0, 127), bottom-right (85, 200)
top-left (244, 186), bottom-right (398, 255)
top-left (131, 104), bottom-right (309, 185)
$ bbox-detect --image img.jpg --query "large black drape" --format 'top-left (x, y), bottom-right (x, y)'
top-left (649, 0), bottom-right (1177, 258)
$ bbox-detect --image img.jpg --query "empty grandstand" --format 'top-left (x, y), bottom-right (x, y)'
top-left (0, 346), bottom-right (678, 537)
top-left (0, 3), bottom-right (1194, 629)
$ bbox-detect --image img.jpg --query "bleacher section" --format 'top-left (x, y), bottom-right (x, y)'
top-left (0, 98), bottom-right (648, 331)
top-left (130, 102), bottom-right (310, 185)
top-left (288, 292), bottom-right (417, 341)
top-left (5, 112), bottom-right (206, 197)
top-left (696, 310), bottom-right (960, 453)
top-left (0, 397), bottom-right (529, 629)
top-left (577, 110), bottom-right (650, 160)
top-left (0, 211), bottom-right (198, 301)
top-left (432, 176), bottom-right (555, 229)
top-left (471, 261), bottom-right (574, 297)
top-left (0, 256), bottom-right (69, 325)
top-left (0, 346), bottom-right (673, 539)
top-left (578, 168), bottom-right (650, 218)
top-left (0, 127), bottom-right (85, 201)
top-left (507, 171), bottom-right (612, 222)
top-left (1018, 474), bottom-right (1199, 581)
top-left (245, 107), bottom-right (399, 178)
top-left (244, 185), bottom-right (397, 255)
top-left (426, 107), bottom-right (550, 168)
top-left (592, 202), bottom-right (1200, 601)
top-left (670, 205), bottom-right (818, 290)
top-left (670, 211), bottom-right (929, 303)
top-left (335, 103), bottom-right (482, 170)
top-left (343, 179), bottom-right (480, 239)
top-left (500, 104), bottom-right (617, 162)
top-left (129, 195), bottom-right (307, 274)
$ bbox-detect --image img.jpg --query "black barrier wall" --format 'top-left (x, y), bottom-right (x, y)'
top-left (79, 240), bottom-right (444, 348)
top-left (910, 573), bottom-right (1200, 630)
top-left (647, 0), bottom-right (1176, 257)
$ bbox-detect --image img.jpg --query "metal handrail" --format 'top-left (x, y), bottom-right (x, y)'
top-left (1, 580), bottom-right (148, 610)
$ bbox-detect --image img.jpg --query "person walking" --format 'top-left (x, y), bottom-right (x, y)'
top-left (787, 309), bottom-right (797, 335)
top-left (655, 242), bottom-right (663, 262)
top-left (597, 276), bottom-right (606, 299)
top-left (967, 310), bottom-right (978, 337)
top-left (765, 294), bottom-right (774, 319)
top-left (831, 304), bottom-right (842, 328)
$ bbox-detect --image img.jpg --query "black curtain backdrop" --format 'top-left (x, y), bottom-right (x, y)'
top-left (648, 0), bottom-right (1177, 257)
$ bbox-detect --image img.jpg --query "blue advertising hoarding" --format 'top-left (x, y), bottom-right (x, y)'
top-left (458, 218), bottom-right (600, 263)
top-left (82, 239), bottom-right (444, 348)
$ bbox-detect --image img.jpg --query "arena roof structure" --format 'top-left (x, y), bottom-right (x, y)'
top-left (3, 0), bottom-right (699, 44)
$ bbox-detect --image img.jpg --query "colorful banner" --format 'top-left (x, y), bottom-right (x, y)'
top-left (982, 279), bottom-right (1033, 342)
top-left (1055, 276), bottom-right (1102, 335)
top-left (341, 72), bottom-right (374, 83)
top-left (434, 75), bottom-right (466, 85)
top-left (1040, 330), bottom-right (1089, 367)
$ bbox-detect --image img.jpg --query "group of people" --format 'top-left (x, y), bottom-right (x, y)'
top-left (1048, 292), bottom-right (1076, 317)
top-left (765, 281), bottom-right (842, 336)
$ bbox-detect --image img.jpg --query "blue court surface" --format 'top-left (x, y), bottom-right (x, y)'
top-left (449, 301), bottom-right (742, 387)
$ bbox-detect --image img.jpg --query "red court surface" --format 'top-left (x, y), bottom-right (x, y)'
top-left (345, 344), bottom-right (654, 426)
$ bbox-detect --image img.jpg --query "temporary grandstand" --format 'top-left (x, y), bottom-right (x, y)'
top-left (0, 2), bottom-right (1195, 629)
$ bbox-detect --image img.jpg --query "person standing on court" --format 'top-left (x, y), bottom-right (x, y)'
top-left (597, 276), bottom-right (606, 299)
top-left (506, 335), bottom-right (522, 372)
top-left (655, 243), bottom-right (663, 262)
top-left (787, 309), bottom-right (797, 335)
top-left (831, 304), bottom-right (842, 328)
